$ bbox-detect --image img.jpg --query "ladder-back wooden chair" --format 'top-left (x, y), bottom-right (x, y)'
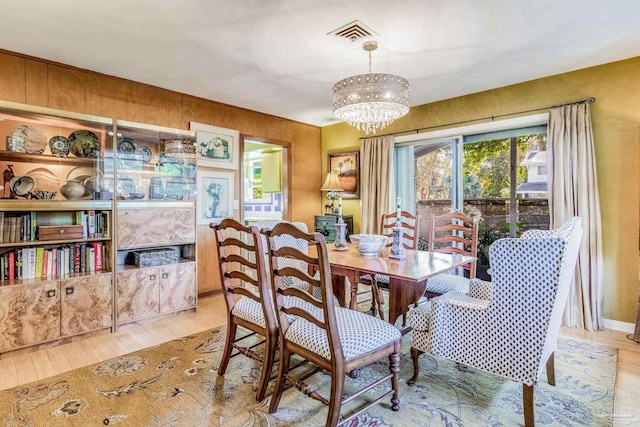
top-left (210, 218), bottom-right (277, 402)
top-left (423, 211), bottom-right (478, 298)
top-left (266, 222), bottom-right (402, 427)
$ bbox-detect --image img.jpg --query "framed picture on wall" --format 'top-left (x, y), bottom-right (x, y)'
top-left (328, 150), bottom-right (360, 199)
top-left (197, 169), bottom-right (235, 225)
top-left (190, 122), bottom-right (240, 169)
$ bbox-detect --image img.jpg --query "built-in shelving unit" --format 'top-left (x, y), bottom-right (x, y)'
top-left (0, 101), bottom-right (199, 355)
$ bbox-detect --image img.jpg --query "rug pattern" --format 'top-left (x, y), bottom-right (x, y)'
top-left (0, 328), bottom-right (616, 426)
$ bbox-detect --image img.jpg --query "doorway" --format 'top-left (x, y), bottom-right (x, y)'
top-left (242, 138), bottom-right (288, 225)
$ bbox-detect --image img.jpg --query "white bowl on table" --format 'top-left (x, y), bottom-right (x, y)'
top-left (349, 234), bottom-right (388, 256)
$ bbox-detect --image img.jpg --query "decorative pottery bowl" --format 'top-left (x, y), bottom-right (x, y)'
top-left (349, 234), bottom-right (388, 256)
top-left (60, 180), bottom-right (86, 200)
top-left (32, 190), bottom-right (57, 200)
top-left (129, 192), bottom-right (145, 200)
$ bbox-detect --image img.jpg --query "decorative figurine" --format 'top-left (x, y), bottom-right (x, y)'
top-left (334, 198), bottom-right (348, 250)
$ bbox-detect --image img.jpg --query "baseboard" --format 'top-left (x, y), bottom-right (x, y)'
top-left (603, 318), bottom-right (635, 333)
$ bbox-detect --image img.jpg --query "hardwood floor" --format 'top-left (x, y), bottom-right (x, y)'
top-left (1, 294), bottom-right (639, 425)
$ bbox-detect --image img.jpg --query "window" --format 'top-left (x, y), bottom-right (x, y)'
top-left (395, 115), bottom-right (550, 275)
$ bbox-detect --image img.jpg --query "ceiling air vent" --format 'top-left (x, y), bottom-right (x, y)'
top-left (328, 20), bottom-right (378, 42)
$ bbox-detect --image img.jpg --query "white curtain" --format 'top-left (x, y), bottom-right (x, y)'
top-left (360, 135), bottom-right (395, 234)
top-left (394, 146), bottom-right (416, 215)
top-left (548, 102), bottom-right (604, 331)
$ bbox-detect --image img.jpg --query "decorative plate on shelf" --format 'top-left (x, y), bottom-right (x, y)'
top-left (68, 130), bottom-right (101, 158)
top-left (49, 136), bottom-right (70, 157)
top-left (118, 137), bottom-right (137, 154)
top-left (135, 145), bottom-right (152, 163)
top-left (117, 176), bottom-right (136, 194)
top-left (164, 177), bottom-right (186, 200)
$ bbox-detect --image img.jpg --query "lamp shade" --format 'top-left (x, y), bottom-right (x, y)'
top-left (320, 170), bottom-right (344, 191)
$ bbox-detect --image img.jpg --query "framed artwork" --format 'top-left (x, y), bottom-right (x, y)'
top-left (196, 169), bottom-right (234, 225)
top-left (189, 122), bottom-right (240, 169)
top-left (328, 150), bottom-right (360, 199)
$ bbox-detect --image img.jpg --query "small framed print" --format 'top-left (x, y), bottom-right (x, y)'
top-left (328, 150), bottom-right (360, 199)
top-left (197, 169), bottom-right (234, 225)
top-left (190, 122), bottom-right (240, 169)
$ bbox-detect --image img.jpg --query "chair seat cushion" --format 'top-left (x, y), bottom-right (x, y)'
top-left (425, 273), bottom-right (470, 295)
top-left (232, 295), bottom-right (314, 328)
top-left (409, 293), bottom-right (489, 331)
top-left (284, 307), bottom-right (401, 361)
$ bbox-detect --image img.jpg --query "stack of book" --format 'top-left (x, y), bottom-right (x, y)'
top-left (0, 211), bottom-right (111, 243)
top-left (0, 242), bottom-right (106, 283)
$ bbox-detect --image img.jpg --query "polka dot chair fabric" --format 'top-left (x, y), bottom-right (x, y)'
top-left (423, 272), bottom-right (471, 295)
top-left (285, 306), bottom-right (401, 361)
top-left (265, 222), bottom-right (402, 426)
top-left (409, 217), bottom-right (582, 389)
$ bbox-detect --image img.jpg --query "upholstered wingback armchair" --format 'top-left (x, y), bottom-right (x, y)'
top-left (408, 217), bottom-right (582, 427)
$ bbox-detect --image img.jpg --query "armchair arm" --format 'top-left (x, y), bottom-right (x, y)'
top-left (435, 292), bottom-right (490, 310)
top-left (468, 279), bottom-right (492, 300)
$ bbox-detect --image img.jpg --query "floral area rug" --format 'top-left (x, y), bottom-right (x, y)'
top-left (0, 327), bottom-right (616, 426)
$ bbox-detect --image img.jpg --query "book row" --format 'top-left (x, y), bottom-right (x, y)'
top-left (0, 211), bottom-right (111, 243)
top-left (0, 242), bottom-right (106, 283)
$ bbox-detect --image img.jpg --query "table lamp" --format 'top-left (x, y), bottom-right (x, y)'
top-left (320, 170), bottom-right (344, 215)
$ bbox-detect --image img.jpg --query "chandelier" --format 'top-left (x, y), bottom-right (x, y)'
top-left (333, 41), bottom-right (410, 134)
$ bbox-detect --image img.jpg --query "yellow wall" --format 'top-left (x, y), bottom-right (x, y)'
top-left (322, 57), bottom-right (640, 324)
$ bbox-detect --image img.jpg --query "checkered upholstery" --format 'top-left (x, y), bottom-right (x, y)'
top-left (409, 217), bottom-right (582, 387)
top-left (285, 306), bottom-right (401, 361)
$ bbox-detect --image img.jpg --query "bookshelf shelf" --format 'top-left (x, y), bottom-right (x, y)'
top-left (0, 151), bottom-right (101, 167)
top-left (0, 269), bottom-right (112, 287)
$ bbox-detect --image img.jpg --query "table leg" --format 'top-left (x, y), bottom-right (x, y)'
top-left (388, 278), bottom-right (428, 334)
top-left (331, 274), bottom-right (347, 308)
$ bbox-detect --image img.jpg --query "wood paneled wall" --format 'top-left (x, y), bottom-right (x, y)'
top-left (0, 50), bottom-right (322, 295)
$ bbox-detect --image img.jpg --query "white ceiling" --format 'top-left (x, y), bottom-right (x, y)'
top-left (1, 0), bottom-right (639, 127)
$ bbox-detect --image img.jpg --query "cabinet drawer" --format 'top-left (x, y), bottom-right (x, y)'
top-left (159, 262), bottom-right (196, 313)
top-left (0, 280), bottom-right (60, 352)
top-left (61, 273), bottom-right (113, 336)
top-left (116, 268), bottom-right (161, 323)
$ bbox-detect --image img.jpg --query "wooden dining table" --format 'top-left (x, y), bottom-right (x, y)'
top-left (327, 245), bottom-right (475, 334)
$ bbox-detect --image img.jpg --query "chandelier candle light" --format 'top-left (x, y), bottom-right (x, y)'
top-left (390, 196), bottom-right (406, 260)
top-left (333, 41), bottom-right (410, 134)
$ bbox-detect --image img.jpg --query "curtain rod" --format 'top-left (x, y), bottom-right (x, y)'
top-left (359, 97), bottom-right (596, 140)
